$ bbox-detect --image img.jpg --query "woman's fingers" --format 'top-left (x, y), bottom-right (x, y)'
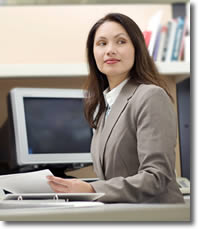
top-left (48, 180), bottom-right (68, 193)
top-left (46, 175), bottom-right (95, 193)
top-left (47, 176), bottom-right (73, 186)
top-left (47, 175), bottom-right (74, 193)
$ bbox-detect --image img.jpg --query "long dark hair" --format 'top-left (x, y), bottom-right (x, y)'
top-left (84, 13), bottom-right (173, 129)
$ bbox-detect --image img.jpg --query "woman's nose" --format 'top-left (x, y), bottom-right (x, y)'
top-left (106, 44), bottom-right (116, 55)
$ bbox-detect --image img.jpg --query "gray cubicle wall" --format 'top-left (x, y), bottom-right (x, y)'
top-left (177, 78), bottom-right (190, 180)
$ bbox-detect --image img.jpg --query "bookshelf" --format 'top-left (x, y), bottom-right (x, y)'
top-left (0, 62), bottom-right (190, 83)
top-left (156, 61), bottom-right (190, 83)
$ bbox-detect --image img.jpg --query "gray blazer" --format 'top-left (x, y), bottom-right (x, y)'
top-left (90, 79), bottom-right (184, 203)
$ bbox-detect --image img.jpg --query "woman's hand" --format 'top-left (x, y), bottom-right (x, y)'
top-left (47, 176), bottom-right (96, 193)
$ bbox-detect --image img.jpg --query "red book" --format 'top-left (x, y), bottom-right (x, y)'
top-left (143, 31), bottom-right (152, 48)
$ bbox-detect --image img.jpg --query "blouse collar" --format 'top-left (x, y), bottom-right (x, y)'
top-left (103, 78), bottom-right (130, 109)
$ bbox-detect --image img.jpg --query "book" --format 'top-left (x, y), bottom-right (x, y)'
top-left (178, 16), bottom-right (189, 61)
top-left (143, 31), bottom-right (152, 48)
top-left (161, 21), bottom-right (172, 61)
top-left (165, 18), bottom-right (178, 62)
top-left (147, 10), bottom-right (163, 57)
top-left (156, 25), bottom-right (168, 61)
top-left (152, 26), bottom-right (162, 61)
top-left (171, 17), bottom-right (185, 61)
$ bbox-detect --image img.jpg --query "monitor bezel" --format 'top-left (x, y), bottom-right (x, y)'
top-left (10, 87), bottom-right (93, 166)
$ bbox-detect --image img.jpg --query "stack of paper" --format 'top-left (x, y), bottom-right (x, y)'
top-left (0, 169), bottom-right (53, 194)
top-left (0, 169), bottom-right (104, 208)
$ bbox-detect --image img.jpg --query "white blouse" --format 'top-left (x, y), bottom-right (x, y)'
top-left (103, 78), bottom-right (130, 117)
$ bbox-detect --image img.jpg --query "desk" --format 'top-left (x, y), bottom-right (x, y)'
top-left (0, 202), bottom-right (190, 221)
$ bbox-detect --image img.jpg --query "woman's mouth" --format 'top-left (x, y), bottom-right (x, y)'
top-left (105, 59), bottom-right (120, 64)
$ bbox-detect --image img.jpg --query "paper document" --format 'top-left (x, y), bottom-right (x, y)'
top-left (0, 200), bottom-right (104, 209)
top-left (0, 169), bottom-right (105, 205)
top-left (0, 169), bottom-right (53, 193)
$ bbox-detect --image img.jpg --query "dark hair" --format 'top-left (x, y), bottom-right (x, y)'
top-left (84, 13), bottom-right (173, 129)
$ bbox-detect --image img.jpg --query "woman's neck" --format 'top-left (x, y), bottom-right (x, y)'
top-left (108, 75), bottom-right (129, 90)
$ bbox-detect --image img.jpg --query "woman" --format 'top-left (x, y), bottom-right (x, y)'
top-left (47, 13), bottom-right (184, 203)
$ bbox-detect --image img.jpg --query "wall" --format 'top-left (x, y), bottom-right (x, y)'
top-left (0, 4), bottom-right (171, 64)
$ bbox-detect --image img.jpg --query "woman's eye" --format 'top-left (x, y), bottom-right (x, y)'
top-left (118, 40), bottom-right (126, 44)
top-left (97, 41), bottom-right (106, 46)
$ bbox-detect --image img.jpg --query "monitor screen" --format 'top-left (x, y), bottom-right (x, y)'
top-left (10, 88), bottom-right (93, 166)
top-left (24, 98), bottom-right (92, 154)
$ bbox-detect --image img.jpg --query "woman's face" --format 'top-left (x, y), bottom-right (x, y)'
top-left (93, 21), bottom-right (135, 85)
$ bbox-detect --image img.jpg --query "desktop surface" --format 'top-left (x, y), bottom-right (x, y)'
top-left (0, 201), bottom-right (190, 221)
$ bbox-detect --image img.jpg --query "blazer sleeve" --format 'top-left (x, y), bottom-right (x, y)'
top-left (90, 87), bottom-right (178, 203)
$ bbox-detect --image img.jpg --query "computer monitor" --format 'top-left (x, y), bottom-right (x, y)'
top-left (9, 87), bottom-right (93, 167)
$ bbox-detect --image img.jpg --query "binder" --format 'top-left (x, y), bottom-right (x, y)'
top-left (3, 193), bottom-right (104, 201)
top-left (0, 193), bottom-right (105, 209)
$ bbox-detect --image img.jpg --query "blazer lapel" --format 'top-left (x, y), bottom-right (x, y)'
top-left (99, 80), bottom-right (139, 167)
top-left (92, 111), bottom-right (106, 179)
